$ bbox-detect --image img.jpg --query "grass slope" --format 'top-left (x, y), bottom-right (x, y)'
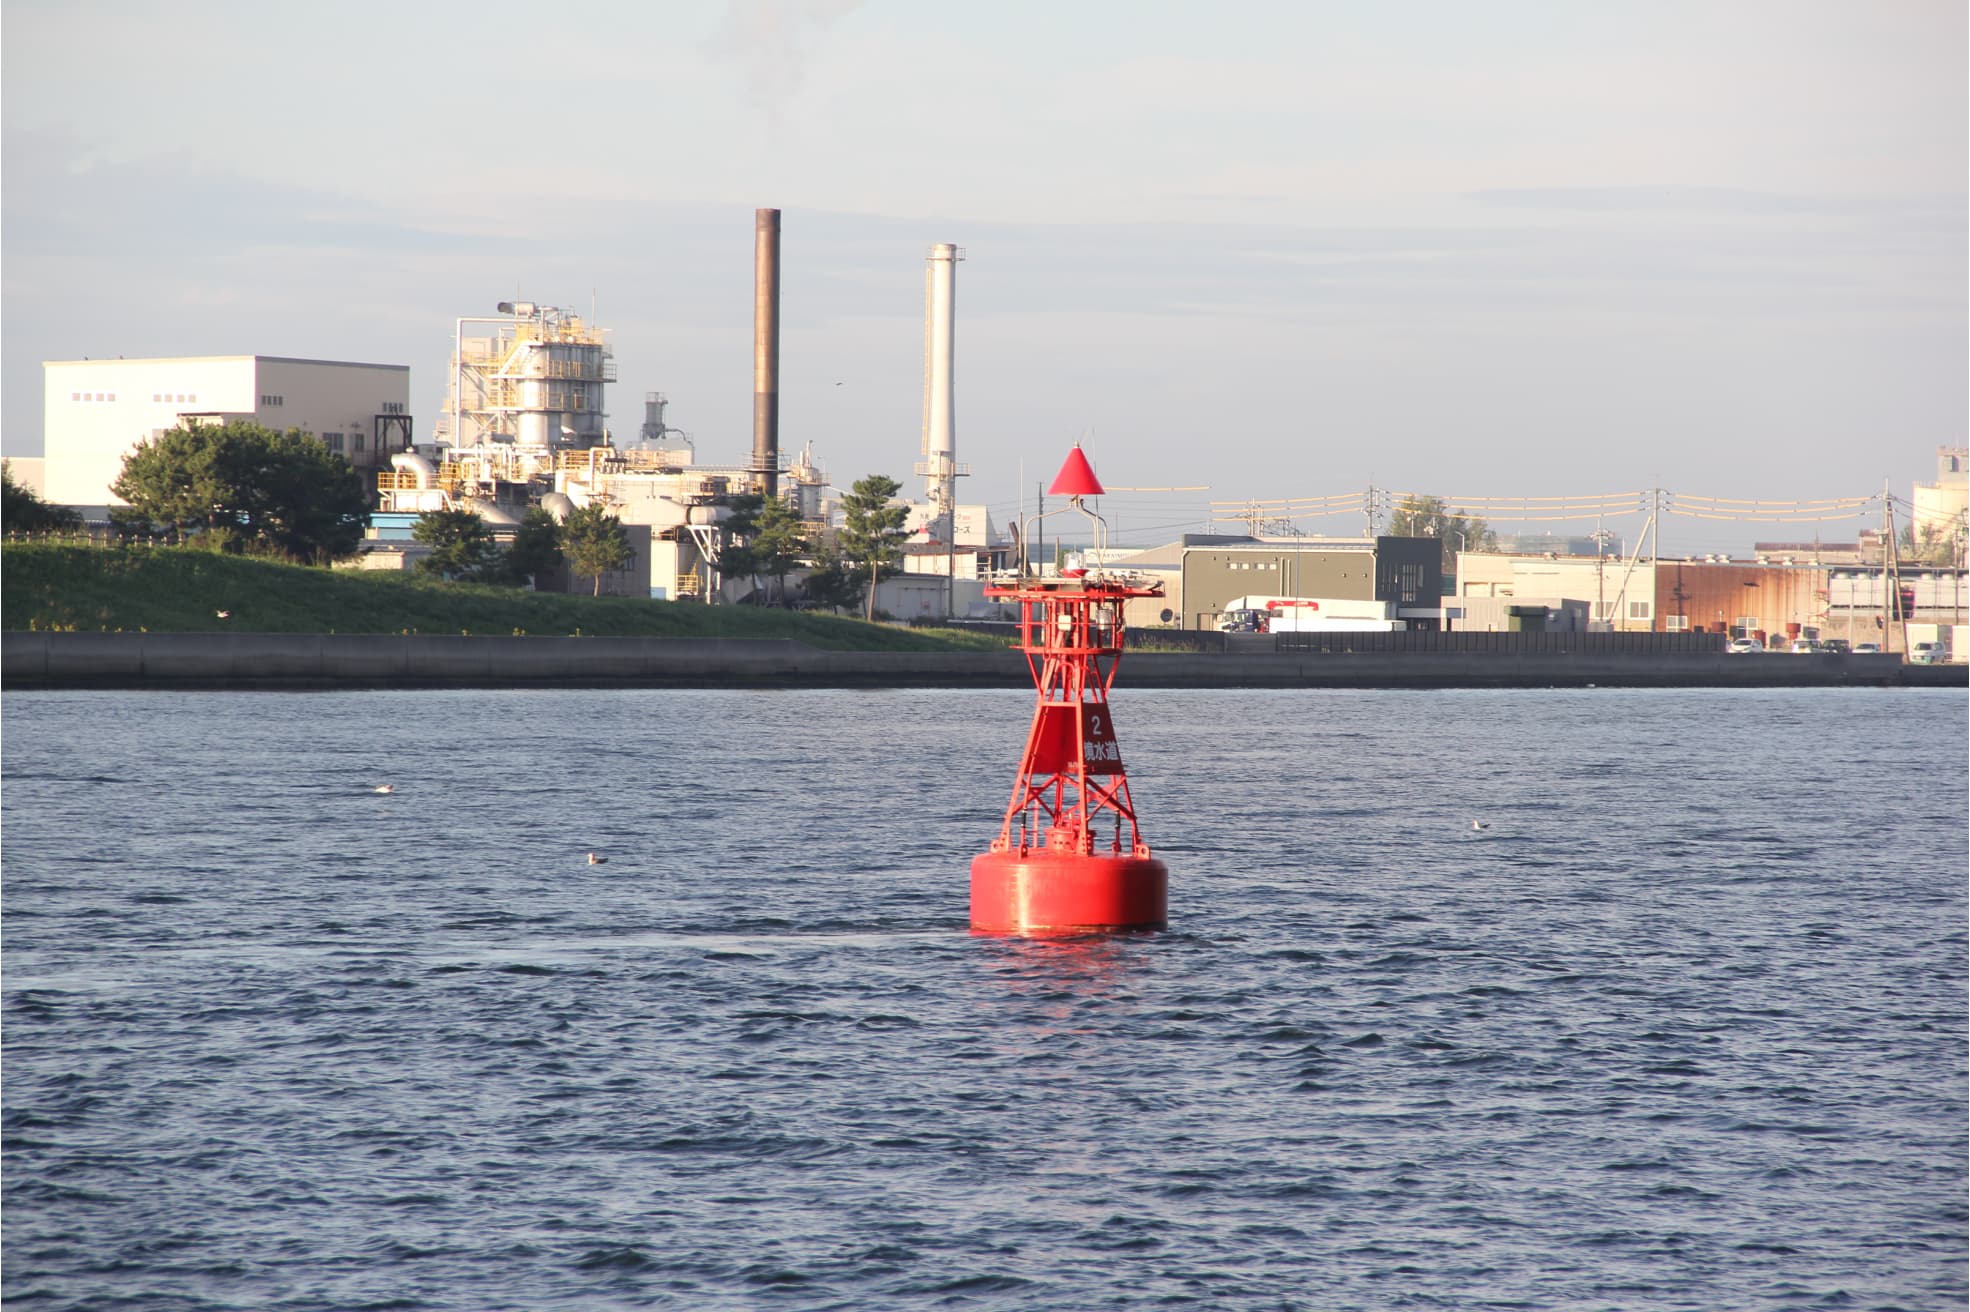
top-left (1, 544), bottom-right (1005, 651)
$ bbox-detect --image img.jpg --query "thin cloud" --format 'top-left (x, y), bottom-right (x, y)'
top-left (1469, 185), bottom-right (1965, 218)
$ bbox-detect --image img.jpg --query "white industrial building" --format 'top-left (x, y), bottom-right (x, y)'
top-left (41, 355), bottom-right (411, 509)
top-left (1913, 445), bottom-right (1968, 551)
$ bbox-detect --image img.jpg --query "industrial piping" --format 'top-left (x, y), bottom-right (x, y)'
top-left (752, 207), bottom-right (781, 498)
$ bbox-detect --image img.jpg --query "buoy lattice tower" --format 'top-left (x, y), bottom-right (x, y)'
top-left (969, 446), bottom-right (1169, 935)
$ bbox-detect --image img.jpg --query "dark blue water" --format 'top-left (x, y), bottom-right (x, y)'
top-left (4, 687), bottom-right (1965, 1311)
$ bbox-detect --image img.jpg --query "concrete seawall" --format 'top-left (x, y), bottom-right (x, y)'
top-left (1, 633), bottom-right (1028, 688)
top-left (5, 632), bottom-right (1963, 690)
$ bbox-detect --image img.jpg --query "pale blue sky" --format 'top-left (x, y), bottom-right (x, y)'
top-left (5, 0), bottom-right (1963, 549)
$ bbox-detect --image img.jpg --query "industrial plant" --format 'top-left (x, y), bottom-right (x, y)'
top-left (356, 212), bottom-right (1006, 609)
top-left (19, 208), bottom-right (1967, 658)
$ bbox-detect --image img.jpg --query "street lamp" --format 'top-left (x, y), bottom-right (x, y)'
top-left (1427, 523), bottom-right (1466, 576)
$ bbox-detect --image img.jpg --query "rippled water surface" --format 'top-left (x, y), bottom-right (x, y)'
top-left (4, 687), bottom-right (1966, 1311)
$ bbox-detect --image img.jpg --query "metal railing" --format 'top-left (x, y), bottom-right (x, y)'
top-left (1272, 630), bottom-right (1730, 655)
top-left (5, 528), bottom-right (133, 548)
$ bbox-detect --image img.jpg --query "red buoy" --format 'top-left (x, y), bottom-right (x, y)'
top-left (970, 568), bottom-right (1168, 935)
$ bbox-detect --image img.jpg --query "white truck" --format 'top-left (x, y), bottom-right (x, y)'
top-left (1216, 596), bottom-right (1407, 634)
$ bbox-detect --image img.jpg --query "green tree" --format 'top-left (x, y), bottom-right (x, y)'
top-left (561, 504), bottom-right (636, 597)
top-left (716, 491), bottom-right (765, 601)
top-left (837, 474), bottom-right (911, 621)
top-left (1, 462), bottom-right (81, 532)
top-left (110, 420), bottom-right (368, 563)
top-left (109, 421), bottom-right (234, 542)
top-left (1387, 494), bottom-right (1493, 574)
top-left (412, 508), bottom-right (503, 582)
top-left (800, 541), bottom-right (863, 614)
top-left (1902, 516), bottom-right (1967, 568)
top-left (504, 507), bottom-right (565, 587)
top-left (246, 428), bottom-right (372, 563)
top-left (751, 496), bottom-right (810, 605)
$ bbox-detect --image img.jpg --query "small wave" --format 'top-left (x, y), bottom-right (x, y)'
top-left (902, 1274), bottom-right (1037, 1296)
top-left (575, 1245), bottom-right (656, 1271)
top-left (740, 1265), bottom-right (813, 1286)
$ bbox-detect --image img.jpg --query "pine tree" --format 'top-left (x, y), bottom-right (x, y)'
top-left (412, 509), bottom-right (503, 582)
top-left (504, 508), bottom-right (565, 587)
top-left (751, 497), bottom-right (810, 605)
top-left (110, 420), bottom-right (367, 562)
top-left (836, 475), bottom-right (910, 621)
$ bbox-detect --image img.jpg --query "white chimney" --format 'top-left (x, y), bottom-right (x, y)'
top-left (919, 243), bottom-right (964, 516)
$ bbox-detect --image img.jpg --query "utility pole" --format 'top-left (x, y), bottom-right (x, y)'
top-left (1596, 510), bottom-right (1606, 629)
top-left (1884, 479), bottom-right (1908, 655)
top-left (1649, 487), bottom-right (1661, 633)
top-left (1883, 478), bottom-right (1899, 646)
top-left (1946, 512), bottom-right (1962, 622)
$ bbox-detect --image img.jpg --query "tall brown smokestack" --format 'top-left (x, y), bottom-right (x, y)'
top-left (752, 207), bottom-right (781, 497)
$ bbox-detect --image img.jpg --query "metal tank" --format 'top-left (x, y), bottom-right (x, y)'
top-left (445, 301), bottom-right (616, 452)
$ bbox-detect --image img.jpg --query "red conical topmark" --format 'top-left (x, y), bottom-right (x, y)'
top-left (1047, 444), bottom-right (1105, 498)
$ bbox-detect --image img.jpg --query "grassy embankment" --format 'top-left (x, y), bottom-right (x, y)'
top-left (1, 543), bottom-right (1008, 651)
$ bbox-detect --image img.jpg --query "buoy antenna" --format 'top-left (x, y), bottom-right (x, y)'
top-left (1021, 442), bottom-right (1113, 577)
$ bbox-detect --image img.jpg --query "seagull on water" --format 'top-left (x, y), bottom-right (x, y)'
top-left (1470, 820), bottom-right (1489, 831)
top-left (587, 851), bottom-right (608, 866)
top-left (372, 784), bottom-right (395, 794)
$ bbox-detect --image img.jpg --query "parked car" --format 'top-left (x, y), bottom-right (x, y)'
top-left (1727, 637), bottom-right (1764, 654)
top-left (1217, 608), bottom-right (1269, 634)
top-left (1853, 642), bottom-right (1882, 654)
top-left (1909, 642), bottom-right (1944, 664)
top-left (1819, 638), bottom-right (1851, 654)
top-left (1787, 639), bottom-right (1819, 654)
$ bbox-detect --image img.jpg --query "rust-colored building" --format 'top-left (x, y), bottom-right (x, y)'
top-left (1654, 560), bottom-right (1825, 641)
top-left (1457, 553), bottom-right (1828, 640)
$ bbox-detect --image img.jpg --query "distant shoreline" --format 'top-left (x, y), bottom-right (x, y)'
top-left (5, 632), bottom-right (1962, 691)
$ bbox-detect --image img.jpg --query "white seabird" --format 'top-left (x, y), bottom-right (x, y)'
top-left (587, 852), bottom-right (608, 865)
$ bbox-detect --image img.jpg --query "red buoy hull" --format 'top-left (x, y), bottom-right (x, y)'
top-left (969, 850), bottom-right (1168, 936)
